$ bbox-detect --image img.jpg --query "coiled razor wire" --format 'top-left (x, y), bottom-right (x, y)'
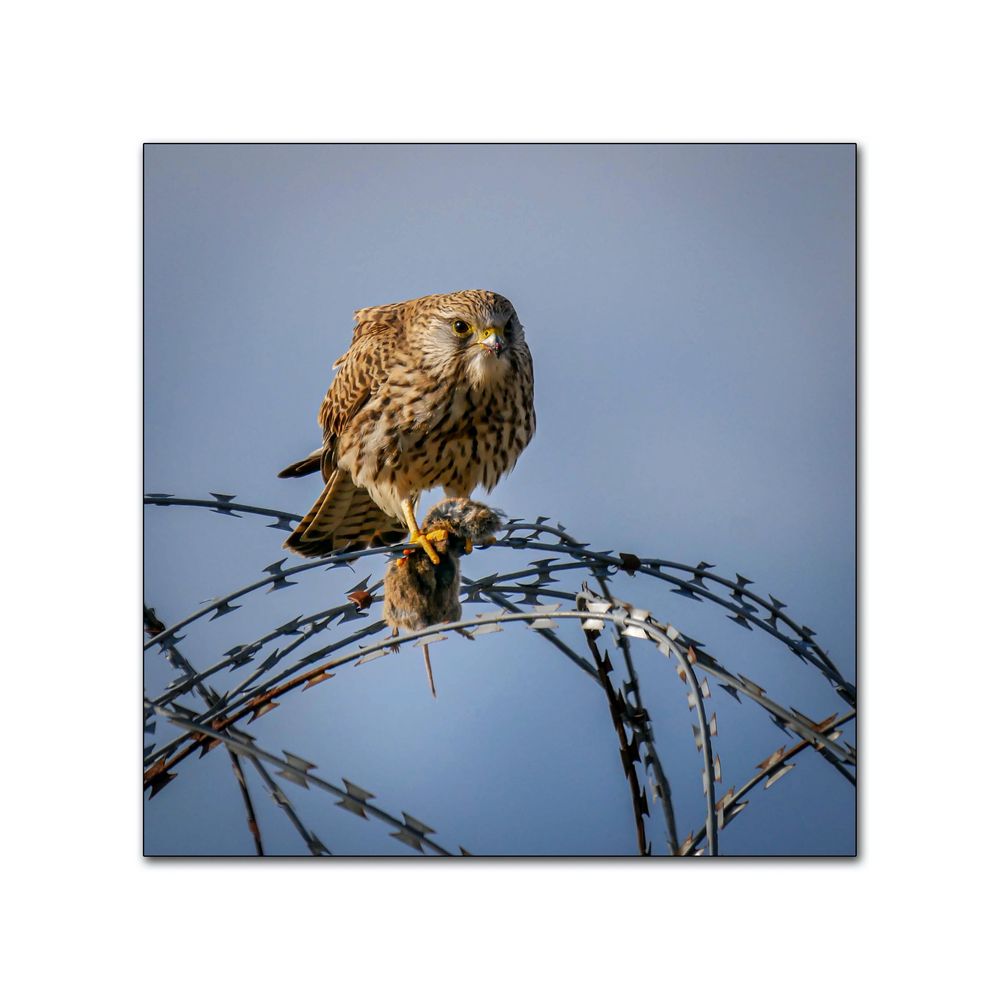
top-left (144, 493), bottom-right (856, 856)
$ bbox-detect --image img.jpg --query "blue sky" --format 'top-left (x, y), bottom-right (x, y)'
top-left (143, 143), bottom-right (855, 855)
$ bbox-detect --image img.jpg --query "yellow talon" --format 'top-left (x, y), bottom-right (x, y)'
top-left (412, 531), bottom-right (441, 565)
top-left (464, 537), bottom-right (473, 555)
top-left (400, 499), bottom-right (444, 565)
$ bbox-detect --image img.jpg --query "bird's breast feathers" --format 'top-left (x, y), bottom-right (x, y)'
top-left (336, 356), bottom-right (530, 509)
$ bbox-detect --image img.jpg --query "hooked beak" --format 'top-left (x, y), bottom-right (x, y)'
top-left (477, 326), bottom-right (506, 356)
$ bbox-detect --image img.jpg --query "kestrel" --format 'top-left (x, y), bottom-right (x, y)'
top-left (279, 290), bottom-right (535, 562)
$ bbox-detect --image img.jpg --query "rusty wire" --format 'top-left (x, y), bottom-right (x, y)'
top-left (144, 493), bottom-right (856, 856)
top-left (144, 605), bottom-right (328, 854)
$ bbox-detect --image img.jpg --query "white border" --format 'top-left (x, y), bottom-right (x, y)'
top-left (6, 2), bottom-right (995, 995)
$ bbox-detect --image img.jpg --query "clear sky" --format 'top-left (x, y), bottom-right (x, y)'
top-left (143, 143), bottom-right (855, 856)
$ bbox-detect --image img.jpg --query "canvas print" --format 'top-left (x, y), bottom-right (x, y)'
top-left (143, 143), bottom-right (856, 856)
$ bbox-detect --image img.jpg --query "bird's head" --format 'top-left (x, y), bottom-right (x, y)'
top-left (413, 289), bottom-right (526, 389)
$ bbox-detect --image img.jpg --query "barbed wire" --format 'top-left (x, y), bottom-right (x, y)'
top-left (144, 608), bottom-right (326, 854)
top-left (146, 704), bottom-right (455, 855)
top-left (144, 493), bottom-right (856, 856)
top-left (144, 494), bottom-right (852, 705)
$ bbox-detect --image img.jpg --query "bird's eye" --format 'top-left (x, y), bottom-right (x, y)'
top-left (452, 320), bottom-right (470, 336)
top-left (504, 317), bottom-right (514, 335)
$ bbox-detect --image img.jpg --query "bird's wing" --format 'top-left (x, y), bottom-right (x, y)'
top-left (347, 301), bottom-right (407, 345)
top-left (318, 308), bottom-right (403, 477)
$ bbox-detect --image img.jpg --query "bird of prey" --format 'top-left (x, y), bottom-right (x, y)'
top-left (279, 289), bottom-right (534, 562)
top-left (383, 499), bottom-right (503, 696)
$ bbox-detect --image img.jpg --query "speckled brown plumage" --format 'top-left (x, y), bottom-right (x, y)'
top-left (280, 290), bottom-right (534, 558)
top-left (382, 499), bottom-right (503, 696)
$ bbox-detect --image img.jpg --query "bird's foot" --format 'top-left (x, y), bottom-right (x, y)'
top-left (464, 537), bottom-right (473, 555)
top-left (410, 529), bottom-right (446, 565)
top-left (395, 548), bottom-right (416, 567)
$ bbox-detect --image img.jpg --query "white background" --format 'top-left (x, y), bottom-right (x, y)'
top-left (3, 1), bottom-right (996, 997)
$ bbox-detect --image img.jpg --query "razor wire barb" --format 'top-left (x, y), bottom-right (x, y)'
top-left (144, 493), bottom-right (856, 856)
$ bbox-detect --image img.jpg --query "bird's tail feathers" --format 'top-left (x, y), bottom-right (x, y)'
top-left (284, 471), bottom-right (403, 558)
top-left (277, 448), bottom-right (324, 479)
